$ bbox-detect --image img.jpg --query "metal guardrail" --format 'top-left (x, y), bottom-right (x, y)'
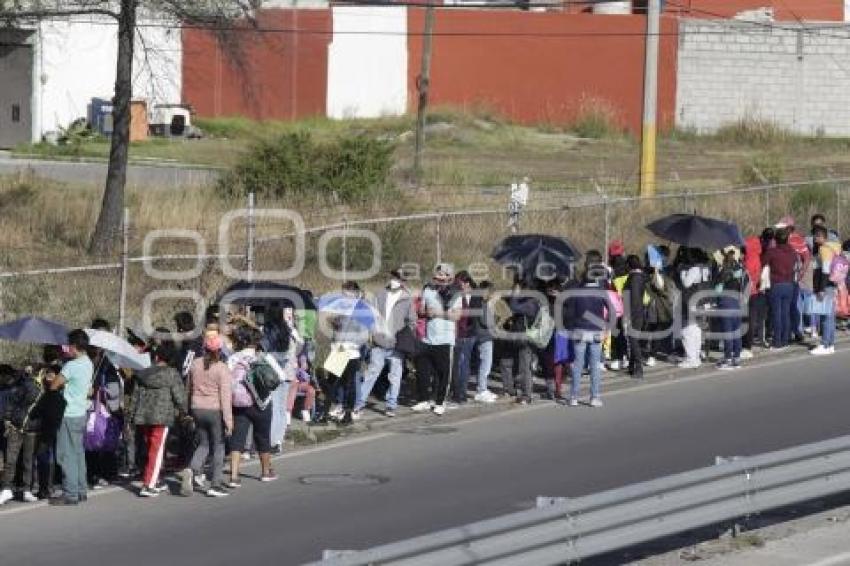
top-left (310, 435), bottom-right (850, 565)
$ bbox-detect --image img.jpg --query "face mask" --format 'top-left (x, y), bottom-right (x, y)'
top-left (389, 279), bottom-right (402, 290)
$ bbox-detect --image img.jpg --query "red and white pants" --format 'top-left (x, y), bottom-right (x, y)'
top-left (139, 425), bottom-right (169, 489)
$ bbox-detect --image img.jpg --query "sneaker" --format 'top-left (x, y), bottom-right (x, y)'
top-left (716, 360), bottom-right (734, 371)
top-left (206, 487), bottom-right (229, 498)
top-left (92, 478), bottom-right (109, 490)
top-left (645, 357), bottom-right (657, 368)
top-left (152, 482), bottom-right (168, 493)
top-left (328, 405), bottom-right (345, 419)
top-left (411, 401), bottom-right (432, 412)
top-left (301, 409), bottom-right (311, 423)
top-left (445, 401), bottom-right (460, 410)
top-left (138, 487), bottom-right (159, 498)
top-left (384, 409), bottom-right (396, 418)
top-left (351, 410), bottom-right (362, 421)
top-left (732, 359), bottom-right (741, 369)
top-left (740, 349), bottom-right (753, 360)
top-left (0, 489), bottom-right (13, 505)
top-left (22, 491), bottom-right (38, 503)
top-left (810, 345), bottom-right (835, 356)
top-left (432, 404), bottom-right (446, 416)
top-left (260, 471), bottom-right (279, 482)
top-left (567, 398), bottom-right (579, 407)
top-left (589, 398), bottom-right (604, 408)
top-left (241, 453), bottom-right (252, 461)
top-left (484, 391), bottom-right (499, 402)
top-left (226, 479), bottom-right (242, 489)
top-left (608, 360), bottom-right (621, 371)
top-left (678, 360), bottom-right (700, 369)
top-left (474, 391), bottom-right (496, 404)
top-left (193, 473), bottom-right (207, 490)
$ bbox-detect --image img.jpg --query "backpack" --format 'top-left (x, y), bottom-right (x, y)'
top-left (829, 253), bottom-right (849, 285)
top-left (247, 358), bottom-right (281, 405)
top-left (525, 307), bottom-right (555, 349)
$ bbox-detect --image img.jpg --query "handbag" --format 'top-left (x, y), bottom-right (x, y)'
top-left (394, 326), bottom-right (419, 356)
top-left (84, 390), bottom-right (122, 452)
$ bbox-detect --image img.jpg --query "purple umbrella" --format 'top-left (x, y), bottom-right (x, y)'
top-left (0, 316), bottom-right (69, 345)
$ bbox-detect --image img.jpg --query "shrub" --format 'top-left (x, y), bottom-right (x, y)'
top-left (217, 131), bottom-right (394, 203)
top-left (740, 154), bottom-right (784, 185)
top-left (571, 98), bottom-right (620, 139)
top-left (789, 182), bottom-right (834, 218)
top-left (716, 117), bottom-right (790, 146)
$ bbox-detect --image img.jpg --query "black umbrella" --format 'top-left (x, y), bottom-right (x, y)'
top-left (0, 316), bottom-right (69, 345)
top-left (646, 214), bottom-right (744, 250)
top-left (491, 234), bottom-right (581, 281)
top-left (218, 280), bottom-right (316, 311)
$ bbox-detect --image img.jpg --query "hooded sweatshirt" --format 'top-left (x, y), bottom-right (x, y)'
top-left (131, 365), bottom-right (186, 426)
top-left (744, 236), bottom-right (762, 296)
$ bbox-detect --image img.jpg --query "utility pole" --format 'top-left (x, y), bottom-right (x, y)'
top-left (413, 4), bottom-right (436, 186)
top-left (639, 0), bottom-right (661, 197)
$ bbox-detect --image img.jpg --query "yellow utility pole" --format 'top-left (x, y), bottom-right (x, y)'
top-left (639, 0), bottom-right (661, 197)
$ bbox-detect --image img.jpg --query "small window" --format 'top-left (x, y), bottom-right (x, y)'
top-left (11, 104), bottom-right (20, 123)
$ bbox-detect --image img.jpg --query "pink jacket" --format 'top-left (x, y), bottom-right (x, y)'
top-left (189, 357), bottom-right (233, 431)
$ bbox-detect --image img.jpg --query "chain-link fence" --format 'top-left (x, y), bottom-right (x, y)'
top-left (2, 178), bottom-right (849, 344)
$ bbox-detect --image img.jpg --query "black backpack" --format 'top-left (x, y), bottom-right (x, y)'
top-left (247, 358), bottom-right (281, 405)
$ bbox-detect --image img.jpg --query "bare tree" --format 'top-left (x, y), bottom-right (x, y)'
top-left (0, 0), bottom-right (258, 255)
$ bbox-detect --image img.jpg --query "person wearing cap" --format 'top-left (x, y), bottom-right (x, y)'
top-left (412, 264), bottom-right (461, 416)
top-left (607, 240), bottom-right (625, 267)
top-left (354, 269), bottom-right (415, 419)
top-left (185, 334), bottom-right (232, 497)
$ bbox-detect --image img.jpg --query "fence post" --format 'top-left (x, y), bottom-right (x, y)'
top-left (118, 208), bottom-right (129, 338)
top-left (603, 195), bottom-right (610, 257)
top-left (342, 218), bottom-right (348, 282)
top-left (764, 187), bottom-right (770, 228)
top-left (836, 182), bottom-right (841, 236)
top-left (246, 192), bottom-right (255, 280)
top-left (436, 213), bottom-right (443, 265)
top-left (682, 190), bottom-right (689, 213)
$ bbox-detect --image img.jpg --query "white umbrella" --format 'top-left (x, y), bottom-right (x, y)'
top-left (85, 329), bottom-right (151, 370)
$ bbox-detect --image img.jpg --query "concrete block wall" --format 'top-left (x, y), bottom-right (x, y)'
top-left (676, 19), bottom-right (850, 136)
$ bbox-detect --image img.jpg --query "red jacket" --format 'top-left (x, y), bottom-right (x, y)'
top-left (744, 236), bottom-right (762, 295)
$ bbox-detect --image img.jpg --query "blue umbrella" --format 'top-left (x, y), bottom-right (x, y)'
top-left (0, 316), bottom-right (69, 345)
top-left (317, 293), bottom-right (376, 330)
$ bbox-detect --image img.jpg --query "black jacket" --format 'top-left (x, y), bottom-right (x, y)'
top-left (623, 270), bottom-right (647, 327)
top-left (2, 374), bottom-right (41, 431)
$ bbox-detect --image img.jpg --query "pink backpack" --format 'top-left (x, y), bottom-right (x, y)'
top-left (231, 362), bottom-right (254, 408)
top-left (829, 253), bottom-right (850, 285)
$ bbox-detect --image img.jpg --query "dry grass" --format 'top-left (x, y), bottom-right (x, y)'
top-left (4, 109), bottom-right (850, 334)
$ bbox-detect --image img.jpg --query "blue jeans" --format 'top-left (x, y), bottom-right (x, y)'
top-left (791, 284), bottom-right (802, 337)
top-left (570, 337), bottom-right (602, 401)
top-left (770, 282), bottom-right (794, 347)
top-left (269, 381), bottom-right (290, 448)
top-left (452, 337), bottom-right (477, 403)
top-left (356, 347), bottom-right (403, 411)
top-left (821, 288), bottom-right (836, 347)
top-left (718, 295), bottom-right (742, 361)
top-left (476, 339), bottom-right (493, 393)
top-left (56, 416), bottom-right (87, 501)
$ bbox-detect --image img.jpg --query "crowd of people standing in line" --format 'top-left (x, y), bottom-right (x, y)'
top-left (0, 213), bottom-right (846, 506)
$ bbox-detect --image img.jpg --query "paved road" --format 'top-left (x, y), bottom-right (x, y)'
top-left (0, 152), bottom-right (219, 188)
top-left (2, 349), bottom-right (850, 566)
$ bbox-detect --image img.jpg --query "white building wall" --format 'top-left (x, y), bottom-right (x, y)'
top-left (326, 6), bottom-right (408, 119)
top-left (676, 19), bottom-right (850, 136)
top-left (33, 15), bottom-right (181, 140)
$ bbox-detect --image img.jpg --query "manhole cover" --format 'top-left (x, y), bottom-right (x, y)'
top-left (298, 474), bottom-right (389, 486)
top-left (396, 425), bottom-right (459, 435)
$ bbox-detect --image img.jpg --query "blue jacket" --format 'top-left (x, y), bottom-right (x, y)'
top-left (564, 282), bottom-right (610, 333)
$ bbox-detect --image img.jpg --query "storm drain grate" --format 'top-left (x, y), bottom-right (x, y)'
top-left (299, 474), bottom-right (389, 486)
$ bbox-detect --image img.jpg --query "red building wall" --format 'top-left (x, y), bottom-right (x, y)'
top-left (407, 10), bottom-right (679, 134)
top-left (182, 9), bottom-right (331, 120)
